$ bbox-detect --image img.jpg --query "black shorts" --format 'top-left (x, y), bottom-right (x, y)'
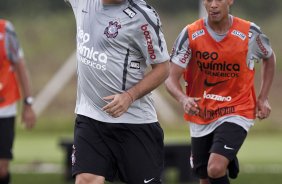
top-left (72, 115), bottom-right (164, 184)
top-left (0, 117), bottom-right (15, 159)
top-left (190, 122), bottom-right (247, 178)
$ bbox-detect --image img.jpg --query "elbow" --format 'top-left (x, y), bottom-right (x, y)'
top-left (164, 79), bottom-right (169, 92)
top-left (164, 74), bottom-right (171, 91)
top-left (158, 61), bottom-right (169, 82)
top-left (264, 52), bottom-right (276, 71)
top-left (163, 61), bottom-right (170, 80)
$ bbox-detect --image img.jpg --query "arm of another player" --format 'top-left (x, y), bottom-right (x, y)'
top-left (256, 52), bottom-right (276, 120)
top-left (165, 62), bottom-right (200, 115)
top-left (14, 58), bottom-right (36, 129)
top-left (103, 61), bottom-right (169, 118)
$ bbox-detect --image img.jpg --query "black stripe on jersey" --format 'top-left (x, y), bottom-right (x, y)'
top-left (5, 27), bottom-right (20, 62)
top-left (5, 28), bottom-right (17, 37)
top-left (250, 25), bottom-right (262, 34)
top-left (64, 0), bottom-right (71, 7)
top-left (122, 49), bottom-right (130, 90)
top-left (177, 28), bottom-right (189, 55)
top-left (128, 0), bottom-right (164, 52)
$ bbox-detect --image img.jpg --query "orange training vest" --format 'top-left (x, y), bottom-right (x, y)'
top-left (184, 17), bottom-right (256, 125)
top-left (0, 19), bottom-right (21, 108)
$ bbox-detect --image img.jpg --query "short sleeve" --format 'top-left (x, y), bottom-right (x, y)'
top-left (65, 0), bottom-right (78, 8)
top-left (249, 22), bottom-right (273, 61)
top-left (5, 21), bottom-right (23, 64)
top-left (132, 10), bottom-right (169, 65)
top-left (170, 26), bottom-right (191, 69)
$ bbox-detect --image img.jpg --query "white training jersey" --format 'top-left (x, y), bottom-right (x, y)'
top-left (171, 15), bottom-right (273, 137)
top-left (66, 0), bottom-right (170, 124)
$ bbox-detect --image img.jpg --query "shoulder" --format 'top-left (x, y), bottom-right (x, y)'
top-left (0, 20), bottom-right (13, 31)
top-left (233, 16), bottom-right (250, 24)
top-left (187, 18), bottom-right (203, 32)
top-left (5, 21), bottom-right (15, 32)
top-left (0, 20), bottom-right (17, 36)
top-left (64, 0), bottom-right (71, 6)
top-left (189, 19), bottom-right (203, 27)
top-left (128, 0), bottom-right (161, 24)
top-left (249, 22), bottom-right (264, 41)
top-left (178, 19), bottom-right (203, 38)
top-left (175, 26), bottom-right (189, 42)
top-left (249, 22), bottom-right (262, 34)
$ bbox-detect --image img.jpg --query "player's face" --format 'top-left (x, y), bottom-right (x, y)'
top-left (204, 0), bottom-right (233, 23)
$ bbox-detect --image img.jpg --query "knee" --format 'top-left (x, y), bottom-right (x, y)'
top-left (0, 163), bottom-right (9, 178)
top-left (75, 173), bottom-right (105, 184)
top-left (0, 168), bottom-right (8, 178)
top-left (75, 174), bottom-right (89, 184)
top-left (207, 163), bottom-right (226, 178)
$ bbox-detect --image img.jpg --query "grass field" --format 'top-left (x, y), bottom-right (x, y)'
top-left (5, 8), bottom-right (282, 184)
top-left (10, 128), bottom-right (282, 184)
top-left (11, 172), bottom-right (282, 184)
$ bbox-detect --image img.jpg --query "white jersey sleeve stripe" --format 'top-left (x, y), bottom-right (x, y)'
top-left (128, 0), bottom-right (164, 52)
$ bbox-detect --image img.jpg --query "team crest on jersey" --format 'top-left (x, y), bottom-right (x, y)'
top-left (123, 7), bottom-right (137, 18)
top-left (104, 21), bottom-right (122, 39)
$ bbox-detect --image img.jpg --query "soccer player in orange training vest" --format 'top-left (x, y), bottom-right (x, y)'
top-left (165, 0), bottom-right (276, 184)
top-left (0, 19), bottom-right (36, 184)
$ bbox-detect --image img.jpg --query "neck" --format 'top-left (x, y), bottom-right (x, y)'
top-left (208, 15), bottom-right (232, 35)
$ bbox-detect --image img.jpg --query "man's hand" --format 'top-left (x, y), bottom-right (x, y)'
top-left (256, 98), bottom-right (271, 120)
top-left (22, 105), bottom-right (36, 129)
top-left (181, 97), bottom-right (201, 116)
top-left (102, 92), bottom-right (133, 118)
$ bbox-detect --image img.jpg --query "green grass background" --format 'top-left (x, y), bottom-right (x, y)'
top-left (4, 4), bottom-right (282, 184)
top-left (11, 127), bottom-right (282, 184)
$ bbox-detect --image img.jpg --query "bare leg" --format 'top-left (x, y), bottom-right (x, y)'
top-left (200, 178), bottom-right (210, 184)
top-left (75, 173), bottom-right (105, 184)
top-left (0, 160), bottom-right (10, 184)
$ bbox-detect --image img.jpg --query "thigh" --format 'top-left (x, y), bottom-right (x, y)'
top-left (108, 122), bottom-right (164, 184)
top-left (211, 122), bottom-right (247, 161)
top-left (191, 133), bottom-right (213, 179)
top-left (0, 117), bottom-right (15, 159)
top-left (72, 115), bottom-right (116, 182)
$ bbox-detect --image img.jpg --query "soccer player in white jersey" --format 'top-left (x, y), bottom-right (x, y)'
top-left (165, 0), bottom-right (276, 184)
top-left (65, 0), bottom-right (170, 183)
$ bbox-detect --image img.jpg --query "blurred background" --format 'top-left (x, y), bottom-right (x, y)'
top-left (0, 0), bottom-right (281, 183)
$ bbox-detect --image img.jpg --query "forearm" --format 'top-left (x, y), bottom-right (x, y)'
top-left (14, 59), bottom-right (33, 98)
top-left (164, 63), bottom-right (200, 114)
top-left (258, 53), bottom-right (276, 100)
top-left (164, 62), bottom-right (187, 103)
top-left (165, 75), bottom-right (187, 103)
top-left (127, 61), bottom-right (169, 101)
